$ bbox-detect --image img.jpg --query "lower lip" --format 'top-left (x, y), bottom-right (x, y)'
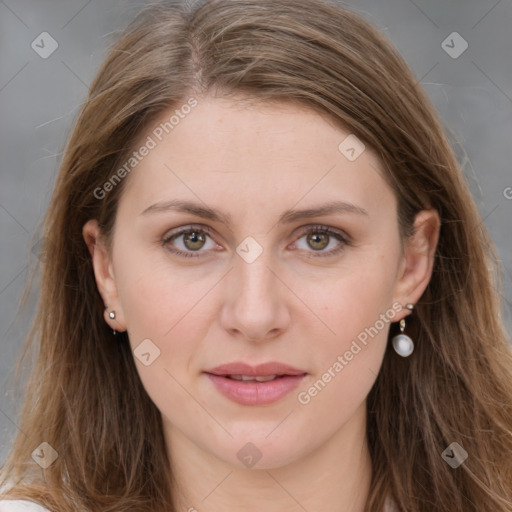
top-left (206, 373), bottom-right (307, 405)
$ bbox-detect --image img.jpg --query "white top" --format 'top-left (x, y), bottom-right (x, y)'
top-left (0, 501), bottom-right (51, 512)
top-left (385, 496), bottom-right (399, 511)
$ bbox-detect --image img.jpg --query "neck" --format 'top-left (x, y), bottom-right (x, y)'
top-left (166, 403), bottom-right (372, 512)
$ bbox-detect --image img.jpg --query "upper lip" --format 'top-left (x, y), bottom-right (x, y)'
top-left (205, 362), bottom-right (307, 377)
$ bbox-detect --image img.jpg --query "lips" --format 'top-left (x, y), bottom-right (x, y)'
top-left (205, 361), bottom-right (307, 378)
top-left (204, 361), bottom-right (307, 405)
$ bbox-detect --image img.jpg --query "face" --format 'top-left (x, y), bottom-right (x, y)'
top-left (86, 94), bottom-right (433, 471)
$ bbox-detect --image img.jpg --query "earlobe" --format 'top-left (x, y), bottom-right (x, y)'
top-left (393, 209), bottom-right (440, 313)
top-left (82, 220), bottom-right (127, 332)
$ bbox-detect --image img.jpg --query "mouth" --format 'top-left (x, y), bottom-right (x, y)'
top-left (204, 362), bottom-right (307, 405)
top-left (205, 361), bottom-right (306, 378)
top-left (217, 374), bottom-right (290, 382)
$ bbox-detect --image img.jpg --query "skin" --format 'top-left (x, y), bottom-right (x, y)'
top-left (84, 94), bottom-right (439, 512)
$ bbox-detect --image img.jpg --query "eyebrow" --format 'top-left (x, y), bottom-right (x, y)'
top-left (139, 199), bottom-right (368, 227)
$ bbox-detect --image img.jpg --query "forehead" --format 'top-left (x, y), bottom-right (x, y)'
top-left (117, 95), bottom-right (395, 223)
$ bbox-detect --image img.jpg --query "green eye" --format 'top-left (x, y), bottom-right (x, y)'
top-left (293, 225), bottom-right (348, 257)
top-left (162, 225), bottom-right (216, 258)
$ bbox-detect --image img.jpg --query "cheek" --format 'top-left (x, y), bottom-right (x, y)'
top-left (294, 244), bottom-right (399, 407)
top-left (313, 243), bottom-right (400, 345)
top-left (113, 239), bottom-right (211, 339)
top-left (294, 298), bottom-right (392, 442)
top-left (112, 249), bottom-right (210, 414)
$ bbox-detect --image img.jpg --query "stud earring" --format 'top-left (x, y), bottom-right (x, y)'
top-left (107, 310), bottom-right (117, 335)
top-left (392, 303), bottom-right (415, 357)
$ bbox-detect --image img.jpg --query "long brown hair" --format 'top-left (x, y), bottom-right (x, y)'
top-left (1, 1), bottom-right (511, 510)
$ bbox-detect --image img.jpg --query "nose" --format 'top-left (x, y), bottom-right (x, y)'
top-left (219, 252), bottom-right (291, 343)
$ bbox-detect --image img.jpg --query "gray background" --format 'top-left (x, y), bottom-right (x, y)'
top-left (1, 0), bottom-right (511, 465)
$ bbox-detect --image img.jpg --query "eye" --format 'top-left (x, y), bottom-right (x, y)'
top-left (291, 225), bottom-right (349, 257)
top-left (162, 225), bottom-right (219, 258)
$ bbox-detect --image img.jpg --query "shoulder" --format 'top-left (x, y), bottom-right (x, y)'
top-left (0, 500), bottom-right (51, 512)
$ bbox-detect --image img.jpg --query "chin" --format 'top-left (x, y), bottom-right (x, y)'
top-left (211, 429), bottom-right (312, 470)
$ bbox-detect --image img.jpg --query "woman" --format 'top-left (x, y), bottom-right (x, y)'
top-left (1, 0), bottom-right (511, 511)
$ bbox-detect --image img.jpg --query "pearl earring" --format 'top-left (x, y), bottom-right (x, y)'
top-left (392, 303), bottom-right (414, 357)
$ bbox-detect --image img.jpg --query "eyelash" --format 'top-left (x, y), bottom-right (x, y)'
top-left (161, 224), bottom-right (350, 259)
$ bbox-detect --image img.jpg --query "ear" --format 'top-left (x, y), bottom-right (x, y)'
top-left (82, 219), bottom-right (127, 332)
top-left (392, 209), bottom-right (440, 319)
